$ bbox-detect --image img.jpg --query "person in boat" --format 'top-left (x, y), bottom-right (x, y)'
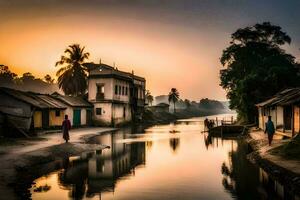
top-left (264, 116), bottom-right (275, 146)
top-left (204, 118), bottom-right (209, 128)
top-left (62, 115), bottom-right (71, 143)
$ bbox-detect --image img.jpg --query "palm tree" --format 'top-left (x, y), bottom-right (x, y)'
top-left (146, 90), bottom-right (154, 106)
top-left (56, 44), bottom-right (90, 96)
top-left (168, 88), bottom-right (179, 113)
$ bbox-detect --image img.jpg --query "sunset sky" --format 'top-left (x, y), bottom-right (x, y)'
top-left (1, 0), bottom-right (300, 100)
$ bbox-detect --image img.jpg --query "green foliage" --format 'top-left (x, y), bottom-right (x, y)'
top-left (198, 98), bottom-right (224, 110)
top-left (184, 99), bottom-right (191, 109)
top-left (168, 88), bottom-right (179, 113)
top-left (44, 74), bottom-right (55, 84)
top-left (56, 44), bottom-right (90, 96)
top-left (220, 22), bottom-right (300, 122)
top-left (146, 90), bottom-right (154, 106)
top-left (0, 65), bottom-right (17, 85)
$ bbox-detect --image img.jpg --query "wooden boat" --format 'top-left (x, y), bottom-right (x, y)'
top-left (209, 125), bottom-right (246, 136)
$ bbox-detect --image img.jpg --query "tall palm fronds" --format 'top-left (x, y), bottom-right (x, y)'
top-left (56, 44), bottom-right (90, 96)
top-left (168, 88), bottom-right (179, 113)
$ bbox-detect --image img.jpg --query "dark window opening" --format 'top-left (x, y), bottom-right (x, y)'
top-left (122, 86), bottom-right (125, 95)
top-left (115, 85), bottom-right (118, 95)
top-left (125, 87), bottom-right (128, 95)
top-left (96, 108), bottom-right (102, 115)
top-left (55, 110), bottom-right (60, 117)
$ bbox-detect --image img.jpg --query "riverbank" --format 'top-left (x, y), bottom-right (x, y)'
top-left (141, 108), bottom-right (231, 125)
top-left (247, 128), bottom-right (300, 196)
top-left (0, 127), bottom-right (115, 200)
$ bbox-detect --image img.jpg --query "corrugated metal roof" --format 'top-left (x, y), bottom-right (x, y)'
top-left (36, 94), bottom-right (67, 109)
top-left (256, 88), bottom-right (300, 107)
top-left (0, 87), bottom-right (67, 109)
top-left (52, 94), bottom-right (92, 107)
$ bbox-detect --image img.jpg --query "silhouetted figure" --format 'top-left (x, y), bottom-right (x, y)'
top-left (264, 116), bottom-right (275, 146)
top-left (62, 115), bottom-right (71, 143)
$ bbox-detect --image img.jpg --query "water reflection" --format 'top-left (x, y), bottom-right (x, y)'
top-left (169, 138), bottom-right (180, 153)
top-left (28, 115), bottom-right (298, 200)
top-left (56, 130), bottom-right (146, 199)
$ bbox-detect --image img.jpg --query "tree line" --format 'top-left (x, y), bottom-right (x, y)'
top-left (220, 22), bottom-right (300, 123)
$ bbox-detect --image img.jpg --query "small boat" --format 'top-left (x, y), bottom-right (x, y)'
top-left (169, 130), bottom-right (180, 133)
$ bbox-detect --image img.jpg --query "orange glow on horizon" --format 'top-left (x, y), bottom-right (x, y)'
top-left (0, 9), bottom-right (227, 100)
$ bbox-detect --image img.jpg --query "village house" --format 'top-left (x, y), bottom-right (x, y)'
top-left (84, 62), bottom-right (146, 126)
top-left (0, 87), bottom-right (67, 134)
top-left (256, 88), bottom-right (300, 137)
top-left (52, 93), bottom-right (93, 126)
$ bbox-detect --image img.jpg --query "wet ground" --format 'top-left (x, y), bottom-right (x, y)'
top-left (18, 114), bottom-right (300, 200)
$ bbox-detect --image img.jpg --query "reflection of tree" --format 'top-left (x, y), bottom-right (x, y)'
top-left (221, 139), bottom-right (260, 199)
top-left (169, 138), bottom-right (180, 152)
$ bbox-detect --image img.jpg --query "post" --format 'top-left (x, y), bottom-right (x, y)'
top-left (292, 104), bottom-right (295, 137)
top-left (216, 117), bottom-right (218, 126)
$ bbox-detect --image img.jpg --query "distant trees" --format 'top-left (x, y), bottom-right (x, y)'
top-left (220, 22), bottom-right (300, 122)
top-left (0, 65), bottom-right (17, 85)
top-left (56, 44), bottom-right (90, 96)
top-left (198, 98), bottom-right (224, 110)
top-left (0, 65), bottom-right (58, 93)
top-left (145, 90), bottom-right (154, 106)
top-left (44, 74), bottom-right (55, 84)
top-left (184, 99), bottom-right (191, 109)
top-left (168, 88), bottom-right (180, 113)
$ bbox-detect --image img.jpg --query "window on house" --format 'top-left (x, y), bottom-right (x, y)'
top-left (125, 87), bottom-right (128, 95)
top-left (122, 86), bottom-right (125, 95)
top-left (119, 85), bottom-right (122, 95)
top-left (55, 110), bottom-right (60, 117)
top-left (97, 84), bottom-right (104, 94)
top-left (115, 85), bottom-right (118, 95)
top-left (96, 108), bottom-right (102, 115)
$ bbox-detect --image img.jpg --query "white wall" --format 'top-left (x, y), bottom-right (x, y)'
top-left (88, 78), bottom-right (114, 101)
top-left (112, 104), bottom-right (132, 125)
top-left (93, 102), bottom-right (112, 125)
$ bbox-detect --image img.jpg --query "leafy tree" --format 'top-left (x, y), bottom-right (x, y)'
top-left (145, 90), bottom-right (154, 106)
top-left (56, 44), bottom-right (90, 96)
top-left (168, 88), bottom-right (179, 113)
top-left (220, 22), bottom-right (300, 122)
top-left (0, 65), bottom-right (17, 85)
top-left (184, 99), bottom-right (191, 109)
top-left (199, 98), bottom-right (224, 110)
top-left (44, 74), bottom-right (55, 84)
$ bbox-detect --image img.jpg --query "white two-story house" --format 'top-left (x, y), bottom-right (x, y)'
top-left (85, 62), bottom-right (145, 126)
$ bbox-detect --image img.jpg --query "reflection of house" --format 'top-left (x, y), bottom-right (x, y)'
top-left (0, 87), bottom-right (66, 132)
top-left (256, 88), bottom-right (300, 137)
top-left (148, 103), bottom-right (170, 113)
top-left (52, 93), bottom-right (93, 126)
top-left (57, 129), bottom-right (146, 198)
top-left (85, 63), bottom-right (146, 126)
top-left (87, 130), bottom-right (145, 194)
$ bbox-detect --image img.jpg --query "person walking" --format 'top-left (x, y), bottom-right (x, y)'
top-left (62, 115), bottom-right (71, 143)
top-left (264, 116), bottom-right (275, 146)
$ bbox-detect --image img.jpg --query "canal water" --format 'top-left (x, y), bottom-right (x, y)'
top-left (28, 114), bottom-right (297, 200)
